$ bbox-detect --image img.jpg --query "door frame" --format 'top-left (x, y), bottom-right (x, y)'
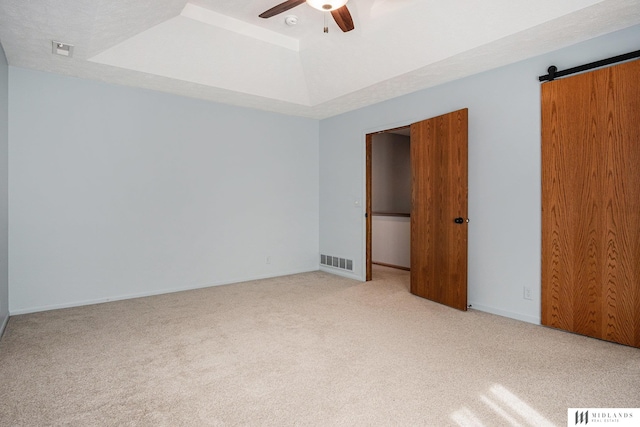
top-left (366, 133), bottom-right (372, 281)
top-left (365, 125), bottom-right (412, 281)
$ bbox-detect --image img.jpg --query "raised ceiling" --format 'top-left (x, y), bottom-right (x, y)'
top-left (0, 0), bottom-right (639, 118)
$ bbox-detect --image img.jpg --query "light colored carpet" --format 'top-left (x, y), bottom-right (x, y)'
top-left (0, 266), bottom-right (638, 426)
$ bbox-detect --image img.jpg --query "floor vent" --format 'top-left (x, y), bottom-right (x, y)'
top-left (320, 254), bottom-right (353, 272)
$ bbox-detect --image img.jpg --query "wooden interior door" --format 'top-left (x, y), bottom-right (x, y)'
top-left (410, 109), bottom-right (468, 310)
top-left (541, 59), bottom-right (640, 348)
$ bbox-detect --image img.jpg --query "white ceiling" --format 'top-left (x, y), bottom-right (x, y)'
top-left (0, 0), bottom-right (639, 118)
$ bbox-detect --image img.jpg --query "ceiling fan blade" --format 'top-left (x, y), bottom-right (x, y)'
top-left (259, 0), bottom-right (306, 18)
top-left (331, 5), bottom-right (354, 32)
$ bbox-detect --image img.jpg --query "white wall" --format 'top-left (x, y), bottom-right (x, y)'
top-left (0, 43), bottom-right (8, 334)
top-left (8, 68), bottom-right (319, 314)
top-left (319, 25), bottom-right (640, 324)
top-left (372, 216), bottom-right (410, 269)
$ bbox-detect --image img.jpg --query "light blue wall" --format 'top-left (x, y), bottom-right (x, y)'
top-left (0, 42), bottom-right (8, 335)
top-left (5, 24), bottom-right (640, 322)
top-left (319, 25), bottom-right (640, 324)
top-left (8, 68), bottom-right (319, 314)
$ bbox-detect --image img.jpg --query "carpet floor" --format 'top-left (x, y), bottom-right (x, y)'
top-left (0, 266), bottom-right (638, 426)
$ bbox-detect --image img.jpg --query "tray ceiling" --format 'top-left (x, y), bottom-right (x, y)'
top-left (1, 0), bottom-right (639, 118)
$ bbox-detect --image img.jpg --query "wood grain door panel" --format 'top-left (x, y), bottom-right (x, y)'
top-left (410, 109), bottom-right (468, 310)
top-left (541, 59), bottom-right (640, 348)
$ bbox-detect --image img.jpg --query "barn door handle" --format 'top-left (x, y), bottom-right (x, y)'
top-left (454, 217), bottom-right (464, 224)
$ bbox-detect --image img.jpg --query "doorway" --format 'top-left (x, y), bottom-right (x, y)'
top-left (367, 127), bottom-right (411, 276)
top-left (366, 109), bottom-right (469, 311)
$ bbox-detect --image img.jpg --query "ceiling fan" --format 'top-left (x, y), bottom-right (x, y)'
top-left (259, 0), bottom-right (354, 32)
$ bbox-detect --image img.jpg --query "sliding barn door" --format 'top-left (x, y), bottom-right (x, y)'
top-left (410, 109), bottom-right (468, 310)
top-left (541, 59), bottom-right (640, 348)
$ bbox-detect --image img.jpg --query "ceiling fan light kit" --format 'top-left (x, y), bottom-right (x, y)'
top-left (306, 0), bottom-right (348, 12)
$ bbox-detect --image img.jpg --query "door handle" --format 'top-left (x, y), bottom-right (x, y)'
top-left (454, 217), bottom-right (464, 224)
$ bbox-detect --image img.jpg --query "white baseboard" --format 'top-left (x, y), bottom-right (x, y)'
top-left (319, 266), bottom-right (363, 281)
top-left (469, 302), bottom-right (540, 325)
top-left (0, 313), bottom-right (9, 340)
top-left (9, 268), bottom-right (319, 315)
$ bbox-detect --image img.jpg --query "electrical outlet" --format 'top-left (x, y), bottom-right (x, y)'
top-left (523, 287), bottom-right (533, 300)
